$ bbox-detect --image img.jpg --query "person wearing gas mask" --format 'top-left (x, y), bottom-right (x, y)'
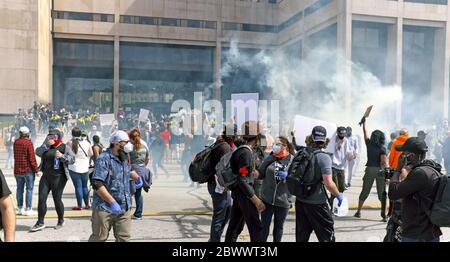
top-left (330, 127), bottom-right (353, 204)
top-left (257, 136), bottom-right (294, 242)
top-left (31, 129), bottom-right (75, 232)
top-left (388, 137), bottom-right (442, 242)
top-left (88, 130), bottom-right (139, 242)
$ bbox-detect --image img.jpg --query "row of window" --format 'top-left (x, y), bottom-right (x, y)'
top-left (120, 15), bottom-right (217, 29)
top-left (52, 11), bottom-right (114, 22)
top-left (404, 0), bottom-right (447, 4)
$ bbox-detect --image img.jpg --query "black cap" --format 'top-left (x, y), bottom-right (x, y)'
top-left (395, 137), bottom-right (428, 154)
top-left (48, 129), bottom-right (62, 139)
top-left (312, 126), bottom-right (327, 142)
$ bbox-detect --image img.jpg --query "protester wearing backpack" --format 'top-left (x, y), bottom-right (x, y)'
top-left (225, 121), bottom-right (266, 242)
top-left (388, 137), bottom-right (442, 242)
top-left (207, 124), bottom-right (237, 242)
top-left (257, 136), bottom-right (294, 242)
top-left (292, 126), bottom-right (343, 242)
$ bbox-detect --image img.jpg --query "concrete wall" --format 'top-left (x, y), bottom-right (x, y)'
top-left (0, 0), bottom-right (39, 114)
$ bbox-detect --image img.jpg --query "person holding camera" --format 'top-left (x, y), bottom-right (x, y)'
top-left (257, 136), bottom-right (294, 242)
top-left (388, 137), bottom-right (442, 242)
top-left (354, 119), bottom-right (388, 221)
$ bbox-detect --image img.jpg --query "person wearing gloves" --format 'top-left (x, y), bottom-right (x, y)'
top-left (295, 126), bottom-right (343, 242)
top-left (88, 130), bottom-right (139, 242)
top-left (257, 136), bottom-right (294, 242)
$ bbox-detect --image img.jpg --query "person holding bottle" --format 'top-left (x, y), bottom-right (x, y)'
top-left (30, 129), bottom-right (75, 232)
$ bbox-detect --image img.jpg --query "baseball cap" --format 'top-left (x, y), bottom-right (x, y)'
top-left (312, 126), bottom-right (327, 142)
top-left (109, 130), bottom-right (129, 144)
top-left (395, 137), bottom-right (428, 154)
top-left (19, 126), bottom-right (30, 134)
top-left (48, 129), bottom-right (62, 138)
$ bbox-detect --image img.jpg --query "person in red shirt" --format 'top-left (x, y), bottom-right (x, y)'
top-left (159, 127), bottom-right (171, 163)
top-left (13, 126), bottom-right (38, 216)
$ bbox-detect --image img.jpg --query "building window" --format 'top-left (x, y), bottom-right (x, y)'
top-left (223, 22), bottom-right (242, 31)
top-left (160, 18), bottom-right (178, 26)
top-left (305, 0), bottom-right (333, 17)
top-left (204, 21), bottom-right (217, 29)
top-left (53, 11), bottom-right (115, 23)
top-left (141, 17), bottom-right (157, 25)
top-left (187, 20), bottom-right (202, 28)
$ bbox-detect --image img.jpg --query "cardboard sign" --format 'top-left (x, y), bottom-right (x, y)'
top-left (231, 93), bottom-right (259, 128)
top-left (293, 115), bottom-right (337, 154)
top-left (99, 114), bottom-right (116, 127)
top-left (139, 109), bottom-right (150, 123)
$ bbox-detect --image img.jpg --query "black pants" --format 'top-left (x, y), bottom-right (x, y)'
top-left (225, 189), bottom-right (263, 242)
top-left (208, 181), bottom-right (232, 242)
top-left (38, 174), bottom-right (67, 224)
top-left (295, 200), bottom-right (335, 242)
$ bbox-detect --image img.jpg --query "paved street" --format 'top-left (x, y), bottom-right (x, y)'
top-left (1, 134), bottom-right (449, 242)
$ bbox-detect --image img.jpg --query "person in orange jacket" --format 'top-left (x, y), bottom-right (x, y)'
top-left (389, 129), bottom-right (409, 170)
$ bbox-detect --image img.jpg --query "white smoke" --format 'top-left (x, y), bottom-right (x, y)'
top-left (221, 40), bottom-right (403, 135)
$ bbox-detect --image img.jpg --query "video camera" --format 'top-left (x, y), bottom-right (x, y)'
top-left (378, 167), bottom-right (395, 179)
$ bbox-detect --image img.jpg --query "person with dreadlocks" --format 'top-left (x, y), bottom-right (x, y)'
top-left (354, 118), bottom-right (388, 221)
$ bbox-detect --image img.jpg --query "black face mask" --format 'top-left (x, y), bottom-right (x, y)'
top-left (338, 135), bottom-right (345, 140)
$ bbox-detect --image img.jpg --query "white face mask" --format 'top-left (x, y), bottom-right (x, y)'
top-left (123, 142), bottom-right (134, 153)
top-left (272, 144), bottom-right (282, 154)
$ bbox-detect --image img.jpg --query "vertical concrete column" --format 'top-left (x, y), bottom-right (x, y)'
top-left (214, 0), bottom-right (223, 101)
top-left (395, 1), bottom-right (404, 125)
top-left (113, 0), bottom-right (120, 115)
top-left (443, 9), bottom-right (450, 119)
top-left (431, 27), bottom-right (446, 120)
top-left (336, 0), bottom-right (352, 122)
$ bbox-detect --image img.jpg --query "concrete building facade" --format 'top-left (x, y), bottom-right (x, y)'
top-left (1, 0), bottom-right (450, 126)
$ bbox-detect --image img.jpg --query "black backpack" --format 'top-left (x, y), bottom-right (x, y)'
top-left (286, 147), bottom-right (324, 199)
top-left (189, 141), bottom-right (226, 184)
top-left (417, 163), bottom-right (450, 227)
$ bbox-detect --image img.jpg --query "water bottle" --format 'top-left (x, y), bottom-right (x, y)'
top-left (332, 197), bottom-right (349, 217)
top-left (54, 157), bottom-right (60, 170)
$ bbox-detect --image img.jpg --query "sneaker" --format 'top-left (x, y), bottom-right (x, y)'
top-left (23, 209), bottom-right (37, 216)
top-left (132, 216), bottom-right (142, 220)
top-left (29, 223), bottom-right (46, 232)
top-left (354, 211), bottom-right (361, 218)
top-left (72, 207), bottom-right (82, 211)
top-left (55, 221), bottom-right (64, 230)
top-left (83, 205), bottom-right (91, 210)
top-left (16, 208), bottom-right (25, 216)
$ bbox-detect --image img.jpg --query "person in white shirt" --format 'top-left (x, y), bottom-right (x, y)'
top-left (345, 126), bottom-right (360, 188)
top-left (331, 126), bottom-right (354, 203)
top-left (67, 127), bottom-right (93, 210)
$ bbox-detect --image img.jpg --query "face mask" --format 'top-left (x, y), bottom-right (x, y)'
top-left (272, 144), bottom-right (282, 154)
top-left (338, 135), bottom-right (345, 140)
top-left (122, 142), bottom-right (134, 153)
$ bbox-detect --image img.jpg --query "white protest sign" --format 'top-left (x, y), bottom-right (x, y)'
top-left (99, 114), bottom-right (116, 127)
top-left (139, 109), bottom-right (150, 123)
top-left (293, 115), bottom-right (337, 154)
top-left (231, 93), bottom-right (259, 128)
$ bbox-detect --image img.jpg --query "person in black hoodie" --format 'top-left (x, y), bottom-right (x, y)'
top-left (258, 136), bottom-right (294, 242)
top-left (207, 124), bottom-right (237, 242)
top-left (225, 121), bottom-right (265, 242)
top-left (388, 137), bottom-right (442, 242)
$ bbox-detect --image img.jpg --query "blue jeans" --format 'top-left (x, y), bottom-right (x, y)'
top-left (402, 236), bottom-right (440, 242)
top-left (69, 170), bottom-right (89, 207)
top-left (134, 187), bottom-right (143, 218)
top-left (261, 202), bottom-right (289, 242)
top-left (207, 181), bottom-right (232, 242)
top-left (15, 173), bottom-right (35, 209)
